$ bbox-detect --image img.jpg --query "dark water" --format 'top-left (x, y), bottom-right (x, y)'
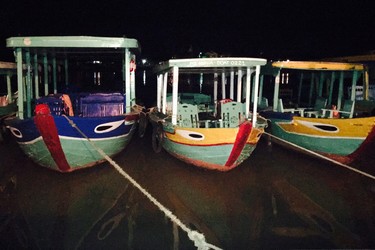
top-left (1, 126), bottom-right (375, 250)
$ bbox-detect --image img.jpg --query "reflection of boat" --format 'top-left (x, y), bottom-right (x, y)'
top-left (259, 61), bottom-right (375, 163)
top-left (4, 36), bottom-right (141, 172)
top-left (148, 57), bottom-right (267, 171)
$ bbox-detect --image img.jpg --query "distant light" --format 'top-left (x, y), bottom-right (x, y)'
top-left (142, 59), bottom-right (147, 65)
top-left (93, 60), bottom-right (101, 64)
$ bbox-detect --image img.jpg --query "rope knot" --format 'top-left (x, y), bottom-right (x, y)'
top-left (188, 231), bottom-right (209, 250)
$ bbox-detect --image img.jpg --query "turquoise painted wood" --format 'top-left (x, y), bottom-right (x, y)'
top-left (163, 137), bottom-right (257, 168)
top-left (18, 127), bottom-right (136, 171)
top-left (270, 119), bottom-right (363, 155)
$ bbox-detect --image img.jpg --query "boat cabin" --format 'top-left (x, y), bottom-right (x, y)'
top-left (259, 61), bottom-right (370, 117)
top-left (6, 36), bottom-right (140, 119)
top-left (153, 57), bottom-right (267, 128)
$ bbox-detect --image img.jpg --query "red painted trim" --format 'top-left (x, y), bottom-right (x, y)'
top-left (125, 113), bottom-right (139, 121)
top-left (346, 124), bottom-right (375, 163)
top-left (34, 104), bottom-right (71, 172)
top-left (225, 121), bottom-right (252, 167)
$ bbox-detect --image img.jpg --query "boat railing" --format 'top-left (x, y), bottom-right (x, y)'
top-left (177, 103), bottom-right (199, 128)
top-left (321, 99), bottom-right (356, 118)
top-left (219, 101), bottom-right (246, 128)
top-left (176, 101), bottom-right (253, 128)
top-left (304, 97), bottom-right (328, 118)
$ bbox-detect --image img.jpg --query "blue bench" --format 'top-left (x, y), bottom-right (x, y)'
top-left (79, 92), bottom-right (125, 117)
top-left (36, 92), bottom-right (126, 117)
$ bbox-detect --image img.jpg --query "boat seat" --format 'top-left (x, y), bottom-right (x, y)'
top-left (305, 97), bottom-right (328, 118)
top-left (79, 92), bottom-right (125, 117)
top-left (338, 99), bottom-right (355, 118)
top-left (177, 103), bottom-right (199, 128)
top-left (220, 101), bottom-right (246, 128)
top-left (277, 98), bottom-right (296, 113)
top-left (321, 100), bottom-right (355, 118)
top-left (259, 97), bottom-right (270, 110)
top-left (36, 94), bottom-right (73, 116)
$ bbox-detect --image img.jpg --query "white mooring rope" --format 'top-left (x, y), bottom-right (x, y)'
top-left (264, 131), bottom-right (375, 181)
top-left (63, 115), bottom-right (222, 250)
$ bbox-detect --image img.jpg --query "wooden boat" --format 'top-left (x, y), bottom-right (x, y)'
top-left (259, 60), bottom-right (375, 163)
top-left (148, 57), bottom-right (268, 171)
top-left (4, 36), bottom-right (141, 172)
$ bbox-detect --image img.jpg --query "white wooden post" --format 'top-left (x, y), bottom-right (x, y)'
top-left (237, 70), bottom-right (242, 102)
top-left (230, 71), bottom-right (234, 100)
top-left (157, 74), bottom-right (162, 111)
top-left (171, 66), bottom-right (179, 125)
top-left (252, 66), bottom-right (261, 125)
top-left (16, 48), bottom-right (24, 119)
top-left (273, 72), bottom-right (280, 111)
top-left (245, 68), bottom-right (251, 118)
top-left (221, 72), bottom-right (226, 99)
top-left (162, 72), bottom-right (168, 114)
top-left (34, 54), bottom-right (39, 98)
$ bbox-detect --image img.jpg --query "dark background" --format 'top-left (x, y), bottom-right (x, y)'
top-left (1, 0), bottom-right (375, 61)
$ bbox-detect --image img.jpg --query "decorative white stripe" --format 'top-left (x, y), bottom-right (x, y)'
top-left (7, 126), bottom-right (23, 138)
top-left (295, 120), bottom-right (339, 133)
top-left (176, 129), bottom-right (205, 141)
top-left (14, 122), bottom-right (136, 145)
top-left (17, 130), bottom-right (134, 145)
top-left (94, 120), bottom-right (126, 134)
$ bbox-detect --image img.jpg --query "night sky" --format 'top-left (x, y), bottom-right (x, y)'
top-left (1, 0), bottom-right (375, 62)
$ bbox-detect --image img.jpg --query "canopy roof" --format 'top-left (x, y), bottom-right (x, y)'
top-left (0, 61), bottom-right (16, 75)
top-left (7, 36), bottom-right (139, 49)
top-left (5, 36), bottom-right (140, 118)
top-left (271, 61), bottom-right (365, 71)
top-left (6, 36), bottom-right (140, 61)
top-left (155, 57), bottom-right (267, 74)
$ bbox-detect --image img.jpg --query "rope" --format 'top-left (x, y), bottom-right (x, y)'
top-left (62, 115), bottom-right (222, 250)
top-left (264, 131), bottom-right (375, 180)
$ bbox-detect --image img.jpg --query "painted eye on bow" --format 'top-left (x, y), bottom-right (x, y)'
top-left (176, 129), bottom-right (205, 141)
top-left (94, 120), bottom-right (124, 134)
top-left (8, 127), bottom-right (22, 138)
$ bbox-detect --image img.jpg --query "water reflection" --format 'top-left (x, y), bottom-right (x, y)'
top-left (1, 127), bottom-right (374, 249)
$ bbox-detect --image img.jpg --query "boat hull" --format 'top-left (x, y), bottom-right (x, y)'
top-left (261, 111), bottom-right (375, 162)
top-left (5, 114), bottom-right (137, 172)
top-left (150, 113), bottom-right (264, 171)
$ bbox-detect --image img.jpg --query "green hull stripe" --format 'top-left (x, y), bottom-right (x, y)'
top-left (272, 122), bottom-right (362, 155)
top-left (163, 138), bottom-right (256, 166)
top-left (18, 135), bottom-right (132, 170)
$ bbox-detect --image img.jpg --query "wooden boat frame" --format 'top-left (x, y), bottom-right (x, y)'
top-left (259, 60), bottom-right (375, 163)
top-left (149, 57), bottom-right (268, 171)
top-left (4, 36), bottom-right (141, 172)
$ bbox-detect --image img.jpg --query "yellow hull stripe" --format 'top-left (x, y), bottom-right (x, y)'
top-left (272, 61), bottom-right (364, 71)
top-left (166, 127), bottom-right (263, 146)
top-left (278, 116), bottom-right (375, 137)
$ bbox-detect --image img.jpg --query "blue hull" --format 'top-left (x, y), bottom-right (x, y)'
top-left (5, 115), bottom-right (137, 172)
